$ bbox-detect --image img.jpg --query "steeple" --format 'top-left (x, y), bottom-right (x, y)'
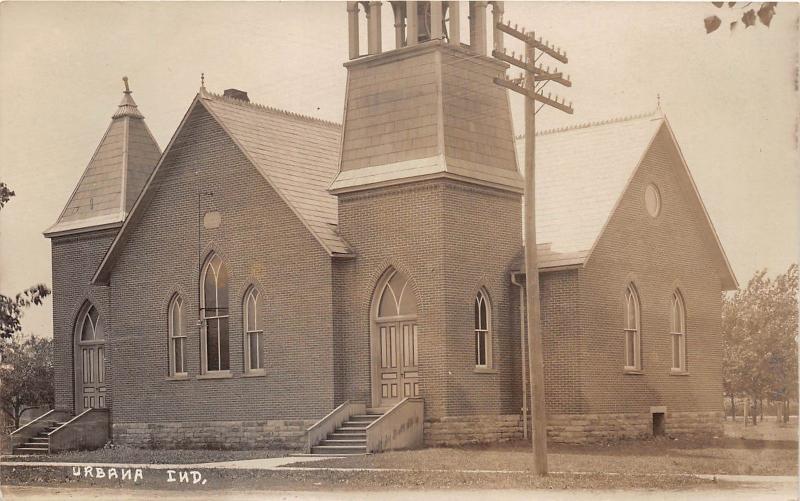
top-left (44, 77), bottom-right (162, 237)
top-left (112, 76), bottom-right (144, 119)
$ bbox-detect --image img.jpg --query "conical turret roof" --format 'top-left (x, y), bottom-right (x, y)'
top-left (44, 78), bottom-right (162, 237)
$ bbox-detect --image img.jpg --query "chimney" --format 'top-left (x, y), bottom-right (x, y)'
top-left (223, 89), bottom-right (249, 102)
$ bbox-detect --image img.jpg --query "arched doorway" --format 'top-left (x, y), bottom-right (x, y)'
top-left (372, 268), bottom-right (419, 408)
top-left (75, 303), bottom-right (107, 410)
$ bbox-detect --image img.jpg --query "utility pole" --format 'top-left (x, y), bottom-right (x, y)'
top-left (492, 19), bottom-right (573, 476)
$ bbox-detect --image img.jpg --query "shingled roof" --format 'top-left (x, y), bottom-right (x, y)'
top-left (93, 88), bottom-right (352, 283)
top-left (44, 79), bottom-right (161, 237)
top-left (200, 90), bottom-right (351, 255)
top-left (516, 111), bottom-right (736, 289)
top-left (91, 88), bottom-right (734, 289)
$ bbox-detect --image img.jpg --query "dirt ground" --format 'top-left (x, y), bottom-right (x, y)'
top-left (3, 418), bottom-right (796, 480)
top-left (289, 420), bottom-right (798, 476)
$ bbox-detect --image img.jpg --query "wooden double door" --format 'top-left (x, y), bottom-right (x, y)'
top-left (79, 342), bottom-right (107, 409)
top-left (377, 321), bottom-right (420, 406)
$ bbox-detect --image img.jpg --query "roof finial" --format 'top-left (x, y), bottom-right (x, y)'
top-left (201, 72), bottom-right (205, 88)
top-left (123, 76), bottom-right (131, 94)
top-left (656, 93), bottom-right (661, 110)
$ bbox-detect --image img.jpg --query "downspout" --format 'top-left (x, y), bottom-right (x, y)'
top-left (511, 272), bottom-right (528, 439)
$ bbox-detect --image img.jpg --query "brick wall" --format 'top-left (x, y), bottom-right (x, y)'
top-left (106, 102), bottom-right (335, 430)
top-left (333, 181), bottom-right (449, 415)
top-left (333, 179), bottom-right (522, 420)
top-left (50, 229), bottom-right (116, 413)
top-left (440, 182), bottom-right (522, 417)
top-left (539, 269), bottom-right (586, 415)
top-left (576, 126), bottom-right (725, 416)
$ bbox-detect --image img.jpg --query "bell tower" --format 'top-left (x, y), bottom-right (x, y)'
top-left (332, 2), bottom-right (524, 422)
top-left (331, 0), bottom-right (521, 195)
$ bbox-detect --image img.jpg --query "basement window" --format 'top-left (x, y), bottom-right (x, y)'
top-left (652, 412), bottom-right (666, 437)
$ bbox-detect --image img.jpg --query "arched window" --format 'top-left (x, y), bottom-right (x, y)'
top-left (670, 290), bottom-right (686, 372)
top-left (624, 284), bottom-right (641, 370)
top-left (168, 295), bottom-right (186, 376)
top-left (243, 287), bottom-right (264, 373)
top-left (475, 290), bottom-right (491, 368)
top-left (201, 254), bottom-right (229, 372)
top-left (377, 270), bottom-right (417, 319)
top-left (80, 304), bottom-right (105, 341)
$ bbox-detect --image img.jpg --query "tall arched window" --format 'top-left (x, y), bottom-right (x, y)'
top-left (474, 290), bottom-right (492, 368)
top-left (201, 254), bottom-right (229, 373)
top-left (243, 287), bottom-right (264, 373)
top-left (624, 284), bottom-right (641, 370)
top-left (670, 290), bottom-right (686, 372)
top-left (168, 295), bottom-right (186, 376)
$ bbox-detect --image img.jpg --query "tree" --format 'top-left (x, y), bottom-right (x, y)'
top-left (722, 264), bottom-right (798, 425)
top-left (0, 336), bottom-right (54, 429)
top-left (0, 182), bottom-right (51, 346)
top-left (704, 2), bottom-right (777, 34)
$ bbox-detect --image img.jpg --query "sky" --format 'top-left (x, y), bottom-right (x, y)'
top-left (0, 1), bottom-right (797, 339)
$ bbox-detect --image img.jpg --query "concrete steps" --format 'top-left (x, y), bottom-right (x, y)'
top-left (309, 411), bottom-right (383, 455)
top-left (13, 420), bottom-right (69, 455)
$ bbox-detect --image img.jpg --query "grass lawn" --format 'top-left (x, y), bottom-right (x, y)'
top-left (290, 419), bottom-right (798, 476)
top-left (1, 445), bottom-right (291, 464)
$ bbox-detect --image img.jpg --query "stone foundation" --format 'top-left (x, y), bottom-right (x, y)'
top-left (424, 414), bottom-right (523, 446)
top-left (424, 411), bottom-right (723, 446)
top-left (112, 419), bottom-right (316, 450)
top-left (112, 411), bottom-right (723, 449)
top-left (547, 411), bottom-right (724, 443)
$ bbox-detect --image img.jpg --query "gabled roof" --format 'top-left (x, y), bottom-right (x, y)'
top-left (44, 80), bottom-right (161, 238)
top-left (93, 88), bottom-right (352, 284)
top-left (516, 111), bottom-right (737, 289)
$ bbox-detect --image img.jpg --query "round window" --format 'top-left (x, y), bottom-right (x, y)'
top-left (644, 184), bottom-right (661, 218)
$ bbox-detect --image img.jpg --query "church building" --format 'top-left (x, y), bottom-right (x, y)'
top-left (35, 1), bottom-right (736, 453)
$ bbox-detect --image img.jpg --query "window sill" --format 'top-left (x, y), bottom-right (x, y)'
top-left (166, 374), bottom-right (189, 381)
top-left (197, 371), bottom-right (233, 380)
top-left (242, 369), bottom-right (266, 378)
top-left (623, 368), bottom-right (644, 375)
top-left (474, 367), bottom-right (497, 374)
top-left (670, 370), bottom-right (690, 376)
